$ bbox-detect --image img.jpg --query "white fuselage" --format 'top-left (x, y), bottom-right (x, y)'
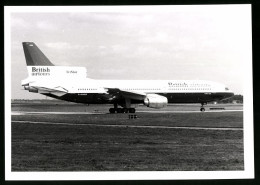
top-left (22, 66), bottom-right (234, 107)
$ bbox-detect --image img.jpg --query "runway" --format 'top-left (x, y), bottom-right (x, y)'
top-left (11, 109), bottom-right (243, 131)
top-left (11, 111), bottom-right (103, 115)
top-left (139, 110), bottom-right (242, 113)
top-left (11, 109), bottom-right (243, 115)
top-left (12, 120), bottom-right (243, 131)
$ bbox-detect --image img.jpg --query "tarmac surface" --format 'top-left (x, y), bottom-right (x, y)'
top-left (12, 120), bottom-right (243, 131)
top-left (12, 109), bottom-right (242, 115)
top-left (11, 102), bottom-right (244, 171)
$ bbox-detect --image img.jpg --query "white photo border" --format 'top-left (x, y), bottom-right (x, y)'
top-left (4, 5), bottom-right (254, 180)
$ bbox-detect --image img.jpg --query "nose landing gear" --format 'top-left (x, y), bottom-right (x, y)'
top-left (200, 103), bottom-right (207, 112)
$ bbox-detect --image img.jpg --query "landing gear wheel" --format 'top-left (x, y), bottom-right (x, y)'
top-left (116, 108), bottom-right (123, 113)
top-left (123, 108), bottom-right (128, 113)
top-left (129, 108), bottom-right (136, 113)
top-left (109, 108), bottom-right (115, 114)
top-left (200, 102), bottom-right (206, 112)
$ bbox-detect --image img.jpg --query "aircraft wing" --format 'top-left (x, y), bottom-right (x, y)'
top-left (105, 88), bottom-right (146, 101)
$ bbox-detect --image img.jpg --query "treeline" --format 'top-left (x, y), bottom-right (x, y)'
top-left (217, 94), bottom-right (243, 104)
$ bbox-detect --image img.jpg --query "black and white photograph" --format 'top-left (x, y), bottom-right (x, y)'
top-left (5, 5), bottom-right (254, 180)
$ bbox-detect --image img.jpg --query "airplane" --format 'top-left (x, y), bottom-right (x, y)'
top-left (21, 42), bottom-right (234, 113)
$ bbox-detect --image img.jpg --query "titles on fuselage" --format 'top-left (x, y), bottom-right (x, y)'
top-left (31, 67), bottom-right (50, 76)
top-left (32, 67), bottom-right (50, 73)
top-left (168, 82), bottom-right (187, 86)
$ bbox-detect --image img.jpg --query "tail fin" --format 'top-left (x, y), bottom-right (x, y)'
top-left (22, 42), bottom-right (54, 66)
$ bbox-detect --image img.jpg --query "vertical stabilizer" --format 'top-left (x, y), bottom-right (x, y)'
top-left (22, 42), bottom-right (54, 66)
top-left (22, 42), bottom-right (87, 82)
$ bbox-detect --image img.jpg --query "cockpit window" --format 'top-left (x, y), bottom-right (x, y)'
top-left (225, 87), bottom-right (229, 90)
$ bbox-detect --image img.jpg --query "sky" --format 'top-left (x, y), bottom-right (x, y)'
top-left (8, 5), bottom-right (251, 99)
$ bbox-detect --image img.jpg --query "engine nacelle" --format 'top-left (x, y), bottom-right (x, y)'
top-left (24, 85), bottom-right (38, 93)
top-left (144, 94), bottom-right (168, 108)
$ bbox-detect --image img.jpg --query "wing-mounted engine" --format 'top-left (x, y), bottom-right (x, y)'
top-left (144, 94), bottom-right (168, 108)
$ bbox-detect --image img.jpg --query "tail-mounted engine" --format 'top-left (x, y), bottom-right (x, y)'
top-left (144, 94), bottom-right (168, 108)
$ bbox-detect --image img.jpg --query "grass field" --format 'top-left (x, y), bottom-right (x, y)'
top-left (11, 103), bottom-right (244, 171)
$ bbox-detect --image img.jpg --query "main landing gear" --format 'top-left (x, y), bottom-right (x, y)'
top-left (109, 103), bottom-right (136, 114)
top-left (109, 108), bottom-right (136, 114)
top-left (200, 103), bottom-right (207, 112)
